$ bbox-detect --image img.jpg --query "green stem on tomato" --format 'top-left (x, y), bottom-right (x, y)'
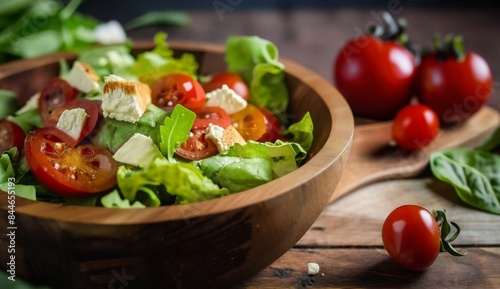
top-left (434, 210), bottom-right (467, 257)
top-left (433, 34), bottom-right (466, 62)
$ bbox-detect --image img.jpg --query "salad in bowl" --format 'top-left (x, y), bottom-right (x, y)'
top-left (0, 33), bottom-right (313, 208)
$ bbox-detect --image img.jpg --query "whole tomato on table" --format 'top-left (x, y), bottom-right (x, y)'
top-left (382, 205), bottom-right (465, 271)
top-left (334, 12), bottom-right (417, 120)
top-left (415, 35), bottom-right (493, 125)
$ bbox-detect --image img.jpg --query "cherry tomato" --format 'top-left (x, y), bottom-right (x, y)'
top-left (334, 35), bottom-right (416, 119)
top-left (415, 52), bottom-right (492, 125)
top-left (392, 104), bottom-right (440, 151)
top-left (24, 127), bottom-right (118, 197)
top-left (203, 72), bottom-right (249, 101)
top-left (257, 107), bottom-right (285, 142)
top-left (39, 78), bottom-right (79, 126)
top-left (151, 74), bottom-right (206, 112)
top-left (382, 205), bottom-right (441, 271)
top-left (175, 128), bottom-right (217, 161)
top-left (230, 104), bottom-right (267, 141)
top-left (192, 106), bottom-right (231, 130)
top-left (0, 120), bottom-right (26, 152)
top-left (45, 99), bottom-right (100, 147)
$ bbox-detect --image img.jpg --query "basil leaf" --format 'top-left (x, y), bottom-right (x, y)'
top-left (430, 148), bottom-right (500, 215)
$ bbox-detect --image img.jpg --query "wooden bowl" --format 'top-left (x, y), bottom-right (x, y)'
top-left (0, 41), bottom-right (353, 289)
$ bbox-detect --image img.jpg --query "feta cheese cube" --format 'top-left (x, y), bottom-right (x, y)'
top-left (56, 108), bottom-right (88, 141)
top-left (113, 133), bottom-right (163, 167)
top-left (206, 84), bottom-right (247, 114)
top-left (102, 74), bottom-right (152, 123)
top-left (67, 61), bottom-right (100, 93)
top-left (206, 124), bottom-right (246, 154)
top-left (16, 92), bottom-right (40, 114)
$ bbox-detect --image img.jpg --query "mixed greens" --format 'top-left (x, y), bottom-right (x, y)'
top-left (0, 33), bottom-right (314, 208)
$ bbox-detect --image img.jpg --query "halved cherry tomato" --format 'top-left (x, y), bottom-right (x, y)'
top-left (230, 104), bottom-right (267, 141)
top-left (257, 107), bottom-right (285, 142)
top-left (392, 104), bottom-right (440, 151)
top-left (39, 78), bottom-right (79, 126)
top-left (24, 127), bottom-right (118, 197)
top-left (151, 74), bottom-right (206, 112)
top-left (0, 120), bottom-right (26, 152)
top-left (193, 106), bottom-right (231, 130)
top-left (175, 129), bottom-right (217, 161)
top-left (203, 72), bottom-right (249, 101)
top-left (45, 99), bottom-right (100, 147)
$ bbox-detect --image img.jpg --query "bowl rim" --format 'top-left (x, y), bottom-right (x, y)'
top-left (0, 40), bottom-right (354, 225)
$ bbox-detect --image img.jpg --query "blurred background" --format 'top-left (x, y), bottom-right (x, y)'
top-left (2, 0), bottom-right (499, 108)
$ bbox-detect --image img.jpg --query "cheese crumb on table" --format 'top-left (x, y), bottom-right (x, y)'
top-left (307, 262), bottom-right (320, 276)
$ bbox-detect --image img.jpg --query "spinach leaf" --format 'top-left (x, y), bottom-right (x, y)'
top-left (430, 148), bottom-right (500, 215)
top-left (478, 126), bottom-right (500, 152)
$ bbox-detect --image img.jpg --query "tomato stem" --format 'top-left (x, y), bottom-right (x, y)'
top-left (432, 34), bottom-right (466, 62)
top-left (434, 210), bottom-right (467, 257)
top-left (365, 11), bottom-right (421, 64)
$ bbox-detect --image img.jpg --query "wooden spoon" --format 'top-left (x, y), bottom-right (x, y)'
top-left (330, 106), bottom-right (500, 203)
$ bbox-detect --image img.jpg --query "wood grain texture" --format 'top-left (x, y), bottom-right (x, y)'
top-left (330, 107), bottom-right (500, 203)
top-left (0, 42), bottom-right (353, 289)
top-left (237, 247), bottom-right (500, 289)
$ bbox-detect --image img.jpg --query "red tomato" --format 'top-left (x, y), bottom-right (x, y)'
top-left (257, 107), bottom-right (285, 142)
top-left (382, 205), bottom-right (441, 271)
top-left (24, 127), bottom-right (118, 197)
top-left (39, 78), bottom-right (79, 126)
top-left (203, 72), bottom-right (249, 101)
top-left (334, 35), bottom-right (416, 119)
top-left (45, 99), bottom-right (100, 147)
top-left (392, 104), bottom-right (440, 151)
top-left (0, 120), bottom-right (26, 152)
top-left (230, 104), bottom-right (267, 141)
top-left (175, 129), bottom-right (217, 161)
top-left (415, 52), bottom-right (493, 125)
top-left (151, 74), bottom-right (206, 112)
top-left (192, 106), bottom-right (231, 130)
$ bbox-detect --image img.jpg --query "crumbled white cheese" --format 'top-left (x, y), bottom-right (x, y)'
top-left (206, 84), bottom-right (247, 114)
top-left (102, 75), bottom-right (151, 123)
top-left (16, 92), bottom-right (40, 114)
top-left (104, 74), bottom-right (126, 83)
top-left (67, 61), bottom-right (99, 93)
top-left (307, 263), bottom-right (320, 276)
top-left (113, 133), bottom-right (162, 167)
top-left (206, 124), bottom-right (227, 153)
top-left (92, 20), bottom-right (127, 45)
top-left (56, 108), bottom-right (88, 140)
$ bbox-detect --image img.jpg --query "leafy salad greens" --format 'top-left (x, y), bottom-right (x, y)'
top-left (0, 33), bottom-right (314, 208)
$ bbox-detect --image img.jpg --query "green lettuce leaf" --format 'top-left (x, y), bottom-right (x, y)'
top-left (100, 190), bottom-right (146, 208)
top-left (159, 104), bottom-right (195, 162)
top-left (0, 89), bottom-right (19, 119)
top-left (128, 32), bottom-right (198, 85)
top-left (8, 108), bottom-right (43, 134)
top-left (0, 148), bottom-right (36, 200)
top-left (225, 36), bottom-right (289, 115)
top-left (284, 112), bottom-right (314, 152)
top-left (118, 158), bottom-right (229, 206)
top-left (196, 156), bottom-right (272, 193)
top-left (227, 140), bottom-right (306, 178)
top-left (77, 43), bottom-right (136, 80)
top-left (430, 148), bottom-right (500, 215)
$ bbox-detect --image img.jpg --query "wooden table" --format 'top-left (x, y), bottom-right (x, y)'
top-left (129, 8), bottom-right (500, 288)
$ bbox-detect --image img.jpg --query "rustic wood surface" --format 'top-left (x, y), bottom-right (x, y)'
top-left (127, 8), bottom-right (500, 288)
